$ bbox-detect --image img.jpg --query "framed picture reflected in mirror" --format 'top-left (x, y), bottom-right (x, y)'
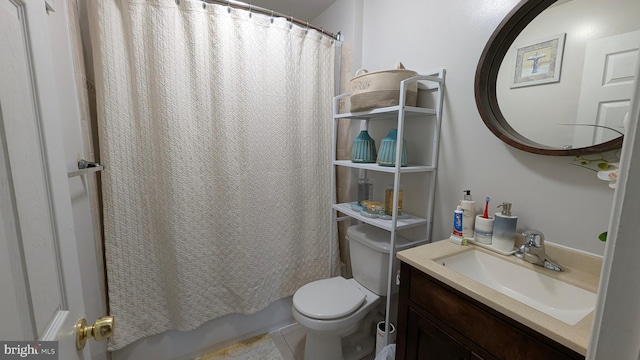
top-left (512, 33), bottom-right (566, 88)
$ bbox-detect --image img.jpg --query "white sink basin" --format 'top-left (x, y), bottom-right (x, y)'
top-left (438, 249), bottom-right (596, 325)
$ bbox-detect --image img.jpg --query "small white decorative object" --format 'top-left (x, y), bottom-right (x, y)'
top-left (597, 164), bottom-right (619, 189)
top-left (596, 112), bottom-right (627, 189)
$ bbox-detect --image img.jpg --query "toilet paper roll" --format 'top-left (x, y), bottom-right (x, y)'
top-left (376, 321), bottom-right (396, 355)
top-left (474, 215), bottom-right (494, 244)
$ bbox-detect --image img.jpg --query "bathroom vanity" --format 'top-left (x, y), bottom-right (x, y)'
top-left (395, 241), bottom-right (601, 359)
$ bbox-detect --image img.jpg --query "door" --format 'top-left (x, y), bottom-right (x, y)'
top-left (573, 30), bottom-right (640, 147)
top-left (0, 0), bottom-right (90, 358)
top-left (404, 308), bottom-right (475, 360)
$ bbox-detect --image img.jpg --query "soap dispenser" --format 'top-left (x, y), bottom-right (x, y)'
top-left (491, 202), bottom-right (517, 252)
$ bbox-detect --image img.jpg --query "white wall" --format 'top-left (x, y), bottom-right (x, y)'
top-left (314, 0), bottom-right (363, 68)
top-left (359, 0), bottom-right (612, 256)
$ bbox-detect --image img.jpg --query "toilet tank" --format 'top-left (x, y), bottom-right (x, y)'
top-left (347, 224), bottom-right (413, 296)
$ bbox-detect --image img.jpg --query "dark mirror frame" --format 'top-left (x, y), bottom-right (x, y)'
top-left (474, 0), bottom-right (624, 156)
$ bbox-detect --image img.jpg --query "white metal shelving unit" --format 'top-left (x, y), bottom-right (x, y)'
top-left (329, 69), bottom-right (446, 348)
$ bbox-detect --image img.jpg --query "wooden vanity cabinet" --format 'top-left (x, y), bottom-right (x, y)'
top-left (396, 262), bottom-right (584, 360)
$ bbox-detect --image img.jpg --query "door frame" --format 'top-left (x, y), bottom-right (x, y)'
top-left (588, 45), bottom-right (640, 358)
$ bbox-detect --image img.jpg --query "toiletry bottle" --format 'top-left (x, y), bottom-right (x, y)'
top-left (460, 190), bottom-right (476, 239)
top-left (452, 206), bottom-right (463, 237)
top-left (491, 202), bottom-right (518, 252)
top-left (384, 184), bottom-right (403, 216)
top-left (450, 205), bottom-right (466, 245)
top-left (357, 178), bottom-right (373, 206)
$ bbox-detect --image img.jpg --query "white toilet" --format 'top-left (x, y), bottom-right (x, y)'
top-left (292, 224), bottom-right (411, 360)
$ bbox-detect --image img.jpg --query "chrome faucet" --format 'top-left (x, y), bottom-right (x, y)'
top-left (514, 230), bottom-right (564, 272)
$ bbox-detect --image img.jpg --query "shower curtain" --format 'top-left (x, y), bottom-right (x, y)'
top-left (88, 0), bottom-right (337, 350)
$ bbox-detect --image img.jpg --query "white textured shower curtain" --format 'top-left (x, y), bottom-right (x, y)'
top-left (89, 0), bottom-right (336, 350)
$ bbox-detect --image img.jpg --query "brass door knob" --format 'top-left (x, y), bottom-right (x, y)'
top-left (76, 316), bottom-right (115, 350)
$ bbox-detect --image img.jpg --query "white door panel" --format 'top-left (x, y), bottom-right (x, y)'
top-left (593, 100), bottom-right (631, 143)
top-left (0, 119), bottom-right (33, 340)
top-left (0, 0), bottom-right (92, 358)
top-left (1, 1), bottom-right (63, 336)
top-left (604, 49), bottom-right (638, 85)
top-left (574, 30), bottom-right (640, 147)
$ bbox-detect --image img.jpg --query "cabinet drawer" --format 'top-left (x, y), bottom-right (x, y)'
top-left (407, 268), bottom-right (583, 359)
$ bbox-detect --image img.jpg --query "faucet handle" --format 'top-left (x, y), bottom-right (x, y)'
top-left (522, 229), bottom-right (545, 248)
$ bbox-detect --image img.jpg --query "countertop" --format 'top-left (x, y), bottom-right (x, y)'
top-left (396, 239), bottom-right (603, 356)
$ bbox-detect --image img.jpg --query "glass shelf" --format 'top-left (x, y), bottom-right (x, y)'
top-left (332, 203), bottom-right (428, 231)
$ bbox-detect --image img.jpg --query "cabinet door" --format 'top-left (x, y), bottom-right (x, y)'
top-left (404, 308), bottom-right (474, 360)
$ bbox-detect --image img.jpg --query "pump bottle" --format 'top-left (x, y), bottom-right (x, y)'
top-left (460, 190), bottom-right (476, 239)
top-left (491, 202), bottom-right (518, 252)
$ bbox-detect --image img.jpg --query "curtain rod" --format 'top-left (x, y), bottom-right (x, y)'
top-left (200, 0), bottom-right (341, 41)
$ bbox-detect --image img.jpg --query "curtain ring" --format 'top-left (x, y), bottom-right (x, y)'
top-left (289, 16), bottom-right (293, 29)
top-left (306, 22), bottom-right (309, 33)
top-left (227, 0), bottom-right (231, 13)
top-left (202, 0), bottom-right (206, 9)
top-left (270, 10), bottom-right (274, 24)
top-left (248, 4), bottom-right (252, 18)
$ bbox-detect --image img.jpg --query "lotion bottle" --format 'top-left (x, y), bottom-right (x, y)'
top-left (491, 202), bottom-right (517, 252)
top-left (460, 190), bottom-right (476, 239)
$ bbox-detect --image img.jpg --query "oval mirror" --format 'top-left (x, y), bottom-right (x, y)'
top-left (475, 0), bottom-right (639, 156)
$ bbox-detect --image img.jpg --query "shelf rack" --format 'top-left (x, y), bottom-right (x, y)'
top-left (329, 68), bottom-right (446, 348)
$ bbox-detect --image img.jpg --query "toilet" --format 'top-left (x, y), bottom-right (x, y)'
top-left (292, 224), bottom-right (412, 360)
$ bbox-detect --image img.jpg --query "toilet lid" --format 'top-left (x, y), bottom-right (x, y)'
top-left (293, 277), bottom-right (366, 320)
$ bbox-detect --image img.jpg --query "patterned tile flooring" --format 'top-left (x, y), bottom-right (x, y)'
top-left (197, 323), bottom-right (377, 360)
top-left (269, 323), bottom-right (376, 360)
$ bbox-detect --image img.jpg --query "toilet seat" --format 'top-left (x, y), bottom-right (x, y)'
top-left (293, 277), bottom-right (366, 319)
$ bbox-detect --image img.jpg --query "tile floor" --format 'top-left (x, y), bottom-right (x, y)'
top-left (197, 333), bottom-right (283, 360)
top-left (269, 323), bottom-right (376, 360)
top-left (269, 323), bottom-right (306, 360)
